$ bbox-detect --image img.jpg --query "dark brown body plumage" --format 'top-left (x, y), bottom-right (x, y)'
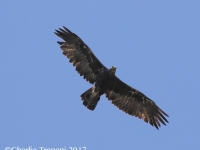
top-left (55, 26), bottom-right (169, 129)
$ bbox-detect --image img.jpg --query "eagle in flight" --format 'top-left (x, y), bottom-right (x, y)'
top-left (54, 26), bottom-right (169, 129)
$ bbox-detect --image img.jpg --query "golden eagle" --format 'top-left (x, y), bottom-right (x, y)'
top-left (55, 26), bottom-right (169, 129)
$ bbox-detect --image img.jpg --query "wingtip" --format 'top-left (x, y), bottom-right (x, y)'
top-left (54, 29), bottom-right (62, 36)
top-left (64, 26), bottom-right (74, 34)
top-left (57, 41), bottom-right (65, 45)
top-left (54, 31), bottom-right (59, 36)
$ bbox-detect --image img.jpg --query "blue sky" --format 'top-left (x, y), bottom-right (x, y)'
top-left (1, 1), bottom-right (200, 150)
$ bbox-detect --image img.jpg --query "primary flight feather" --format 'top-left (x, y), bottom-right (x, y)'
top-left (54, 26), bottom-right (169, 129)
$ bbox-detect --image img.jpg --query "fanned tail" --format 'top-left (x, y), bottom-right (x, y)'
top-left (81, 87), bottom-right (103, 110)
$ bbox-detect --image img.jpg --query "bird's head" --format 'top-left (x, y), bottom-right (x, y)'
top-left (109, 66), bottom-right (117, 75)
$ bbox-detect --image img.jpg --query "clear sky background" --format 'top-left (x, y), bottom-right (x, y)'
top-left (1, 1), bottom-right (200, 150)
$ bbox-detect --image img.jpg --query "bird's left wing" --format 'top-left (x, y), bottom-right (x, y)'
top-left (105, 76), bottom-right (169, 129)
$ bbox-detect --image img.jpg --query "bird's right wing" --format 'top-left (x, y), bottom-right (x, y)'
top-left (55, 27), bottom-right (107, 84)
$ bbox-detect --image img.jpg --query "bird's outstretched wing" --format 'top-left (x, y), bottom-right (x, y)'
top-left (105, 76), bottom-right (169, 129)
top-left (55, 27), bottom-right (107, 84)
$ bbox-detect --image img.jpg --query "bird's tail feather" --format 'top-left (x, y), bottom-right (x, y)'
top-left (81, 87), bottom-right (103, 110)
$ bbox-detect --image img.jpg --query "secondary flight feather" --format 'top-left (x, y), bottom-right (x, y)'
top-left (54, 26), bottom-right (169, 129)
